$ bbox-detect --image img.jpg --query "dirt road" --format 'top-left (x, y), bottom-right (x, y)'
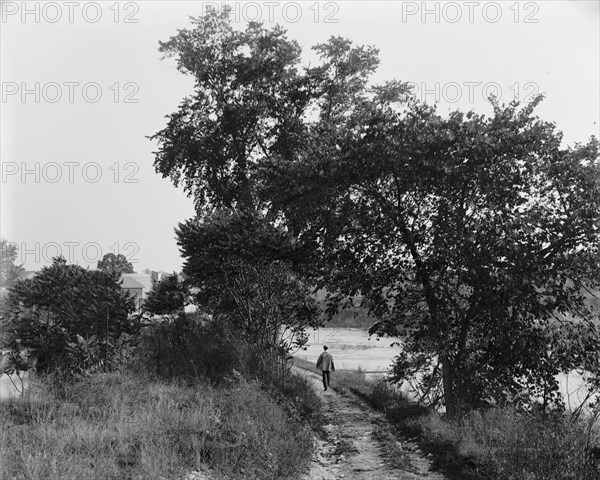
top-left (295, 368), bottom-right (446, 480)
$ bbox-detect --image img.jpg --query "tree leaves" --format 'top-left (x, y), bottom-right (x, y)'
top-left (177, 209), bottom-right (319, 355)
top-left (265, 88), bottom-right (600, 413)
top-left (2, 257), bottom-right (139, 375)
top-left (97, 253), bottom-right (135, 275)
top-left (152, 11), bottom-right (600, 415)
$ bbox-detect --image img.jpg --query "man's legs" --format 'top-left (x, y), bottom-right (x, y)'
top-left (322, 370), bottom-right (330, 390)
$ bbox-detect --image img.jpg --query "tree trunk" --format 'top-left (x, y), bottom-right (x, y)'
top-left (441, 355), bottom-right (457, 419)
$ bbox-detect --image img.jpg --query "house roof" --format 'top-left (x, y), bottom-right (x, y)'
top-left (119, 276), bottom-right (145, 289)
top-left (120, 273), bottom-right (154, 292)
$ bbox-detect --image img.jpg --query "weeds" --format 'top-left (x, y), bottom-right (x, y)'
top-left (417, 408), bottom-right (600, 480)
top-left (327, 366), bottom-right (600, 480)
top-left (0, 372), bottom-right (314, 480)
top-left (1, 311), bottom-right (322, 480)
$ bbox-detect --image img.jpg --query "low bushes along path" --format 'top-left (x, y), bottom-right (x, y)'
top-left (294, 366), bottom-right (446, 480)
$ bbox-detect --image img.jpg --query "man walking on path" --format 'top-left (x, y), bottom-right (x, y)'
top-left (316, 345), bottom-right (335, 391)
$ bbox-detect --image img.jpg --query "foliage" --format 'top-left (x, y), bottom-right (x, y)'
top-left (152, 11), bottom-right (600, 416)
top-left (312, 290), bottom-right (376, 328)
top-left (143, 273), bottom-right (187, 316)
top-left (2, 257), bottom-right (139, 376)
top-left (96, 253), bottom-right (135, 275)
top-left (0, 238), bottom-right (25, 287)
top-left (265, 88), bottom-right (600, 415)
top-left (134, 312), bottom-right (240, 383)
top-left (150, 9), bottom-right (314, 213)
top-left (177, 209), bottom-right (320, 357)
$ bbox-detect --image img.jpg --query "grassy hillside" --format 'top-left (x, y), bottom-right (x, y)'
top-left (1, 373), bottom-right (315, 480)
top-left (0, 314), bottom-right (322, 480)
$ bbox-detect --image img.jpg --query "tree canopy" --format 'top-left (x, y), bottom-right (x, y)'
top-left (97, 253), bottom-right (135, 275)
top-left (152, 11), bottom-right (600, 416)
top-left (151, 9), bottom-right (382, 215)
top-left (267, 94), bottom-right (600, 415)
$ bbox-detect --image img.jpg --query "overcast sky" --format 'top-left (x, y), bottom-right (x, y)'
top-left (1, 0), bottom-right (598, 273)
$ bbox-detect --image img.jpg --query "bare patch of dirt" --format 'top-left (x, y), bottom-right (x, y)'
top-left (295, 367), bottom-right (446, 480)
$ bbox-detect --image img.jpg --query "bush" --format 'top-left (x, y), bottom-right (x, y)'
top-left (132, 312), bottom-right (241, 383)
top-left (2, 257), bottom-right (139, 377)
top-left (133, 312), bottom-right (323, 428)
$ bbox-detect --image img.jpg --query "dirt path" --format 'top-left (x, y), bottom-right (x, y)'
top-left (295, 367), bottom-right (446, 480)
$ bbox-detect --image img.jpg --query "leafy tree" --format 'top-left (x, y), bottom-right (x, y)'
top-left (150, 9), bottom-right (313, 213)
top-left (177, 209), bottom-right (319, 358)
top-left (151, 12), bottom-right (334, 368)
top-left (152, 12), bottom-right (600, 416)
top-left (144, 273), bottom-right (187, 316)
top-left (150, 10), bottom-right (378, 215)
top-left (0, 239), bottom-right (24, 287)
top-left (265, 92), bottom-right (600, 416)
top-left (97, 253), bottom-right (135, 275)
top-left (2, 257), bottom-right (139, 376)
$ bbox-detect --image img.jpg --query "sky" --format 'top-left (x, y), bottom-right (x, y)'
top-left (1, 0), bottom-right (599, 273)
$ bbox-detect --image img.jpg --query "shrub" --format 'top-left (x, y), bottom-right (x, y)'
top-left (2, 257), bottom-right (139, 377)
top-left (133, 312), bottom-right (239, 383)
top-left (133, 312), bottom-right (323, 429)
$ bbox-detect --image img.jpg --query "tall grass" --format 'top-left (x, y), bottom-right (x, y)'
top-left (328, 367), bottom-right (600, 480)
top-left (1, 372), bottom-right (314, 480)
top-left (1, 313), bottom-right (322, 480)
top-left (419, 408), bottom-right (600, 480)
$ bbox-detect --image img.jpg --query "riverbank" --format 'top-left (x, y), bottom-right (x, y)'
top-left (296, 328), bottom-right (598, 411)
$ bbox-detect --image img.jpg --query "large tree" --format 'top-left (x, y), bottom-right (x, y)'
top-left (152, 12), bottom-right (600, 416)
top-left (149, 10), bottom-right (345, 363)
top-left (151, 9), bottom-right (313, 213)
top-left (150, 9), bottom-right (378, 215)
top-left (265, 93), bottom-right (600, 416)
